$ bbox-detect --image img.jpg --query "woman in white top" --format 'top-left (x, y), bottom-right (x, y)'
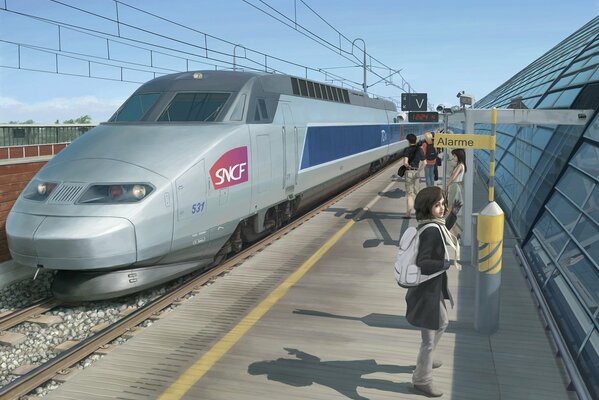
top-left (446, 148), bottom-right (466, 238)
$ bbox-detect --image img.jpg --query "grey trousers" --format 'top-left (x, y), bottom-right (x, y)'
top-left (412, 301), bottom-right (449, 385)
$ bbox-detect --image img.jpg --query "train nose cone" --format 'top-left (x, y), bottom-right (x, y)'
top-left (7, 214), bottom-right (136, 270)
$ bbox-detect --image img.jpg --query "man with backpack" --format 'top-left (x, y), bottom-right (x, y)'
top-left (421, 132), bottom-right (438, 188)
top-left (402, 133), bottom-right (424, 219)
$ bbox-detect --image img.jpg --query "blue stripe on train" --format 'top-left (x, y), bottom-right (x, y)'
top-left (300, 123), bottom-right (439, 170)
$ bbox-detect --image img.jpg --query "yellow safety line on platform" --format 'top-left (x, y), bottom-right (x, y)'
top-left (158, 180), bottom-right (395, 400)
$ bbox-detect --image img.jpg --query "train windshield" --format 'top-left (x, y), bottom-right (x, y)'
top-left (110, 93), bottom-right (161, 122)
top-left (158, 92), bottom-right (230, 122)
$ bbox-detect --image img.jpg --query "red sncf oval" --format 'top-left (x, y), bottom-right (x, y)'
top-left (209, 146), bottom-right (249, 189)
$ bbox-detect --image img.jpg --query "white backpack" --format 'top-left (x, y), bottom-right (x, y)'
top-left (394, 223), bottom-right (448, 288)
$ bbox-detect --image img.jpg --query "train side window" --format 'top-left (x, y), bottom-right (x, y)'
top-left (314, 83), bottom-right (323, 99)
top-left (331, 87), bottom-right (339, 102)
top-left (230, 94), bottom-right (246, 121)
top-left (320, 84), bottom-right (329, 100)
top-left (299, 79), bottom-right (308, 96)
top-left (307, 81), bottom-right (316, 98)
top-left (291, 78), bottom-right (300, 95)
top-left (342, 89), bottom-right (350, 103)
top-left (326, 86), bottom-right (334, 100)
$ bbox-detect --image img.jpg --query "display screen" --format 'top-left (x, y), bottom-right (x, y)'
top-left (407, 111), bottom-right (439, 123)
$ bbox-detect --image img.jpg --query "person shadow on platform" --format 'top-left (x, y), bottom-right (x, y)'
top-left (291, 309), bottom-right (471, 333)
top-left (248, 348), bottom-right (414, 400)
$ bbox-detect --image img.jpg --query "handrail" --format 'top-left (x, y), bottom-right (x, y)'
top-left (514, 245), bottom-right (592, 400)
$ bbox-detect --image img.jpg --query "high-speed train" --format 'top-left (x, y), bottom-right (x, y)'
top-left (6, 70), bottom-right (438, 300)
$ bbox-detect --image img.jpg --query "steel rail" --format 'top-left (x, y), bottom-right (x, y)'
top-left (0, 298), bottom-right (61, 332)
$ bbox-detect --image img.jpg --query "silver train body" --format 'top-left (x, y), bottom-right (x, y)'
top-left (6, 71), bottom-right (437, 300)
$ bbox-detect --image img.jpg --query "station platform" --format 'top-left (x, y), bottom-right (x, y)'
top-left (44, 163), bottom-right (575, 400)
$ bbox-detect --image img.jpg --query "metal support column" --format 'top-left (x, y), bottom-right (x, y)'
top-left (474, 107), bottom-right (503, 335)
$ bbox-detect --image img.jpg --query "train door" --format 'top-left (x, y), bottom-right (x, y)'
top-left (280, 102), bottom-right (297, 194)
top-left (250, 133), bottom-right (272, 210)
top-left (173, 160), bottom-right (209, 252)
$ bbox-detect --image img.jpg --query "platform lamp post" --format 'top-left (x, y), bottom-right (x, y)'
top-left (352, 38), bottom-right (367, 94)
top-left (435, 105), bottom-right (453, 191)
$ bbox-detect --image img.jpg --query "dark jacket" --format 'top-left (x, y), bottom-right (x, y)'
top-left (403, 145), bottom-right (424, 168)
top-left (405, 224), bottom-right (452, 330)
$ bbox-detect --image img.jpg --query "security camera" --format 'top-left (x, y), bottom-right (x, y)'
top-left (457, 91), bottom-right (475, 107)
top-left (396, 111), bottom-right (407, 121)
top-left (459, 94), bottom-right (474, 106)
top-left (436, 105), bottom-right (453, 114)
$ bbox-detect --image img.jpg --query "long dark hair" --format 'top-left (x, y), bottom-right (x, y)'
top-left (414, 186), bottom-right (444, 220)
top-left (451, 148), bottom-right (467, 172)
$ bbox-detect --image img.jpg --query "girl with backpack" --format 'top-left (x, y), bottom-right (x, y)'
top-left (405, 186), bottom-right (460, 398)
top-left (420, 132), bottom-right (438, 187)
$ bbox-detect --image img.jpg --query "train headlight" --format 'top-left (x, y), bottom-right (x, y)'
top-left (131, 184), bottom-right (146, 199)
top-left (78, 184), bottom-right (154, 204)
top-left (23, 180), bottom-right (58, 201)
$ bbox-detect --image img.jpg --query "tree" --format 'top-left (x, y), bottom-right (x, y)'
top-left (63, 115), bottom-right (92, 124)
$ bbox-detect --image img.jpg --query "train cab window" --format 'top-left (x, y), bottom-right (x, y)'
top-left (110, 93), bottom-right (160, 122)
top-left (258, 99), bottom-right (268, 119)
top-left (158, 92), bottom-right (230, 122)
top-left (254, 98), bottom-right (269, 122)
top-left (229, 94), bottom-right (246, 121)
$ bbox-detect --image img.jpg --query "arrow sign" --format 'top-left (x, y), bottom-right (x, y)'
top-left (401, 93), bottom-right (427, 111)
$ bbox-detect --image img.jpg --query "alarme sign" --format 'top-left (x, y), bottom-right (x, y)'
top-left (210, 146), bottom-right (249, 189)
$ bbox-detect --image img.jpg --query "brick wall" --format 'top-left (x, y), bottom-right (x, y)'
top-left (0, 144), bottom-right (66, 261)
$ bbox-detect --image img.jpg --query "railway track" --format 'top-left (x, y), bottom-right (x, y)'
top-left (0, 298), bottom-right (61, 332)
top-left (0, 160), bottom-right (398, 400)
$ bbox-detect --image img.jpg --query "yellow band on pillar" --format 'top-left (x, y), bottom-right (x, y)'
top-left (477, 213), bottom-right (504, 243)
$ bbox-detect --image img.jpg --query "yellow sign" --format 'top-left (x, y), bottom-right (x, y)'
top-left (434, 133), bottom-right (495, 149)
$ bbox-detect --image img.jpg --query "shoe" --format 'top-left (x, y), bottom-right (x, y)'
top-left (433, 359), bottom-right (443, 369)
top-left (414, 383), bottom-right (443, 397)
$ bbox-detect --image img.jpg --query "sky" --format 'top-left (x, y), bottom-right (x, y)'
top-left (0, 0), bottom-right (598, 124)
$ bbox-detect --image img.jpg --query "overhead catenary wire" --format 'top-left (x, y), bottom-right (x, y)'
top-left (244, 0), bottom-right (416, 94)
top-left (1, 0), bottom-right (420, 106)
top-left (1, 0), bottom-right (363, 90)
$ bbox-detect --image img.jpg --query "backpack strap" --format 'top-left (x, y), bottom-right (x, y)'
top-left (418, 223), bottom-right (449, 261)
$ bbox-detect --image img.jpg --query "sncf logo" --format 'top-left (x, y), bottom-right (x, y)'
top-left (210, 147), bottom-right (249, 190)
